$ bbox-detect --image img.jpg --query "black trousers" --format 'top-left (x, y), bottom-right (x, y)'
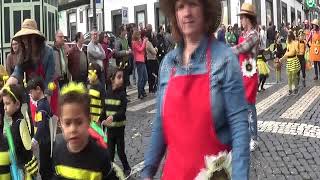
top-left (297, 55), bottom-right (306, 79)
top-left (259, 75), bottom-right (267, 89)
top-left (107, 127), bottom-right (130, 170)
top-left (39, 142), bottom-right (53, 179)
top-left (146, 60), bottom-right (159, 92)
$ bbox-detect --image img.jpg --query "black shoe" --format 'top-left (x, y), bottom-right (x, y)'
top-left (261, 87), bottom-right (266, 91)
top-left (142, 93), bottom-right (147, 97)
top-left (288, 90), bottom-right (293, 96)
top-left (124, 169), bottom-right (131, 177)
top-left (138, 95), bottom-right (144, 99)
top-left (293, 89), bottom-right (298, 95)
top-left (314, 76), bottom-right (318, 80)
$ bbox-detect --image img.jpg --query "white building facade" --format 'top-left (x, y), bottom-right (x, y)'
top-left (104, 0), bottom-right (168, 35)
top-left (222, 0), bottom-right (306, 29)
top-left (58, 0), bottom-right (104, 41)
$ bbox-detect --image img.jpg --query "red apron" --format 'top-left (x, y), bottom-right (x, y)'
top-left (28, 63), bottom-right (59, 123)
top-left (162, 40), bottom-right (230, 179)
top-left (238, 36), bottom-right (258, 104)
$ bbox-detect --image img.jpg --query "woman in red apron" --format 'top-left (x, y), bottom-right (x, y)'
top-left (232, 3), bottom-right (260, 152)
top-left (6, 19), bottom-right (58, 122)
top-left (142, 0), bottom-right (250, 179)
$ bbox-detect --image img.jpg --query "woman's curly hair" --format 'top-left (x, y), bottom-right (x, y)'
top-left (160, 0), bottom-right (222, 42)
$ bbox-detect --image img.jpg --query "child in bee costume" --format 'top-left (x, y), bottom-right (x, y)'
top-left (0, 130), bottom-right (11, 179)
top-left (1, 84), bottom-right (38, 180)
top-left (280, 30), bottom-right (301, 95)
top-left (88, 63), bottom-right (106, 124)
top-left (257, 49), bottom-right (270, 91)
top-left (101, 64), bottom-right (131, 176)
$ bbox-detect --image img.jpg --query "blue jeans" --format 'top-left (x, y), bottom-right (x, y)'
top-left (248, 104), bottom-right (257, 140)
top-left (136, 62), bottom-right (148, 96)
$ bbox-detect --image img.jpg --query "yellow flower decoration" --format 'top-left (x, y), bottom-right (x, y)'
top-left (60, 82), bottom-right (86, 95)
top-left (48, 82), bottom-right (56, 91)
top-left (195, 151), bottom-right (232, 180)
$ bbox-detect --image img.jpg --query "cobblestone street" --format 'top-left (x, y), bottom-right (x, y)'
top-left (121, 67), bottom-right (320, 180)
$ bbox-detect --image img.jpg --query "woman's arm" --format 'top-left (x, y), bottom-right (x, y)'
top-left (133, 40), bottom-right (147, 52)
top-left (222, 52), bottom-right (250, 179)
top-left (232, 32), bottom-right (259, 55)
top-left (147, 41), bottom-right (157, 56)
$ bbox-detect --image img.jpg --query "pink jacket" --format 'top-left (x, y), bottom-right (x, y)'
top-left (132, 40), bottom-right (146, 63)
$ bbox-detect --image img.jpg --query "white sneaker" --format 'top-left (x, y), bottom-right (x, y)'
top-left (250, 139), bottom-right (258, 152)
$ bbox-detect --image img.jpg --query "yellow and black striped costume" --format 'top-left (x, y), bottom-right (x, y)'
top-left (88, 83), bottom-right (106, 123)
top-left (0, 134), bottom-right (10, 180)
top-left (285, 41), bottom-right (301, 73)
top-left (52, 134), bottom-right (119, 180)
top-left (11, 111), bottom-right (38, 179)
top-left (104, 87), bottom-right (131, 172)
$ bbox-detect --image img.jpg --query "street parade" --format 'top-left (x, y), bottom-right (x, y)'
top-left (0, 0), bottom-right (320, 179)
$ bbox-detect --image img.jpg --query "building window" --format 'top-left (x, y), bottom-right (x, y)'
top-left (137, 11), bottom-right (145, 28)
top-left (134, 4), bottom-right (148, 27)
top-left (297, 11), bottom-right (301, 25)
top-left (281, 2), bottom-right (287, 25)
top-left (4, 7), bottom-right (10, 43)
top-left (266, 0), bottom-right (273, 26)
top-left (80, 11), bottom-right (83, 23)
top-left (34, 5), bottom-right (41, 32)
top-left (23, 10), bottom-right (31, 20)
top-left (68, 13), bottom-right (77, 40)
top-left (48, 12), bottom-right (55, 41)
top-left (13, 11), bottom-right (22, 34)
top-left (291, 7), bottom-right (295, 25)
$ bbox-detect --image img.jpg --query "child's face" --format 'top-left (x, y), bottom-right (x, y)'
top-left (112, 71), bottom-right (124, 89)
top-left (3, 95), bottom-right (20, 117)
top-left (30, 87), bottom-right (42, 101)
top-left (60, 103), bottom-right (89, 152)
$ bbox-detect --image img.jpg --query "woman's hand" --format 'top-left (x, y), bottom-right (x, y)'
top-left (6, 76), bottom-right (18, 86)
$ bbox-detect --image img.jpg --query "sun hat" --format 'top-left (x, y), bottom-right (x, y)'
top-left (237, 3), bottom-right (256, 17)
top-left (311, 19), bottom-right (319, 27)
top-left (13, 19), bottom-right (45, 41)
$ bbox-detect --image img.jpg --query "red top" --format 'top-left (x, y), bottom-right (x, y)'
top-left (238, 36), bottom-right (258, 104)
top-left (132, 40), bottom-right (146, 62)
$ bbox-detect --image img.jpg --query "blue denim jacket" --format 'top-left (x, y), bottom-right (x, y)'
top-left (11, 45), bottom-right (55, 95)
top-left (142, 36), bottom-right (250, 179)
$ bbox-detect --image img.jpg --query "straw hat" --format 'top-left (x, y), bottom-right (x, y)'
top-left (237, 3), bottom-right (256, 17)
top-left (13, 19), bottom-right (45, 41)
top-left (311, 19), bottom-right (319, 27)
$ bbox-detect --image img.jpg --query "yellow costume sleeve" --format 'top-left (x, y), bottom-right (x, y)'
top-left (19, 119), bottom-right (32, 151)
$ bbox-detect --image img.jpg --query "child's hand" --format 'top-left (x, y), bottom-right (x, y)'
top-left (102, 116), bottom-right (113, 126)
top-left (31, 138), bottom-right (38, 150)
